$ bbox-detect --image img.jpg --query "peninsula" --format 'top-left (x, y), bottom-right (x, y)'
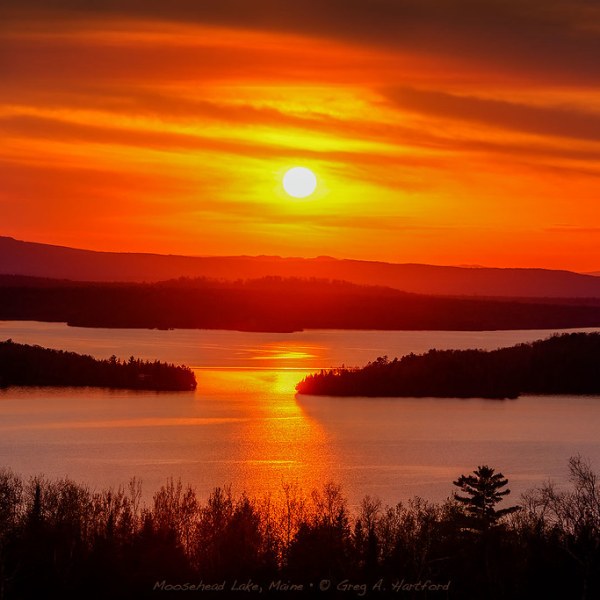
top-left (0, 340), bottom-right (197, 391)
top-left (296, 333), bottom-right (600, 399)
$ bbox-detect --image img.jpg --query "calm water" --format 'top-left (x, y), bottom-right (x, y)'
top-left (1, 321), bottom-right (600, 507)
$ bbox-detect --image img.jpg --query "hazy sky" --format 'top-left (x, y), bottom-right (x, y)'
top-left (1, 1), bottom-right (599, 269)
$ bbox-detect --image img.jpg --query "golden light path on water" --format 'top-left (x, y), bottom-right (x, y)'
top-left (191, 368), bottom-right (333, 497)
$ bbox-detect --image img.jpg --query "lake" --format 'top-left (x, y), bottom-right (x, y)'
top-left (1, 321), bottom-right (600, 508)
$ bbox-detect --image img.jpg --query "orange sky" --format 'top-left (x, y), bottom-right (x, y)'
top-left (1, 1), bottom-right (599, 271)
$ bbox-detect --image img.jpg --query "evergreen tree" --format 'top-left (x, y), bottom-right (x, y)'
top-left (453, 466), bottom-right (520, 530)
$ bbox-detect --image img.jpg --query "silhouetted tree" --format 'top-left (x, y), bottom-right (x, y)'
top-left (287, 483), bottom-right (352, 580)
top-left (453, 466), bottom-right (521, 598)
top-left (524, 456), bottom-right (600, 600)
top-left (453, 466), bottom-right (520, 531)
top-left (353, 495), bottom-right (381, 577)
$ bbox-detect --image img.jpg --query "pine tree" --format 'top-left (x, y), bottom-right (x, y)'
top-left (453, 465), bottom-right (520, 530)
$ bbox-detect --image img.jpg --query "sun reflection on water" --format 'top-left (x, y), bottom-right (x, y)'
top-left (193, 367), bottom-right (333, 497)
top-left (243, 341), bottom-right (325, 369)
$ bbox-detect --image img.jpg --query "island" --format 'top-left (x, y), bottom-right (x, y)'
top-left (0, 340), bottom-right (197, 391)
top-left (295, 332), bottom-right (600, 399)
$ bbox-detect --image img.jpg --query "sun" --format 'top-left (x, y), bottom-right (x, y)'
top-left (283, 167), bottom-right (317, 198)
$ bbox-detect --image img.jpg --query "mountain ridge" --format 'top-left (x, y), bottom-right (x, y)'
top-left (2, 236), bottom-right (599, 298)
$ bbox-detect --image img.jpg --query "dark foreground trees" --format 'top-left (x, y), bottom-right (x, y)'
top-left (296, 332), bottom-right (600, 398)
top-left (0, 458), bottom-right (598, 599)
top-left (0, 340), bottom-right (196, 391)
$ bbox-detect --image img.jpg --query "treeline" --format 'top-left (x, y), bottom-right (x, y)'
top-left (0, 457), bottom-right (598, 599)
top-left (0, 340), bottom-right (196, 391)
top-left (2, 275), bottom-right (600, 332)
top-left (296, 333), bottom-right (600, 399)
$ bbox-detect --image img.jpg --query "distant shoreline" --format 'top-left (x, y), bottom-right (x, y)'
top-left (2, 276), bottom-right (600, 333)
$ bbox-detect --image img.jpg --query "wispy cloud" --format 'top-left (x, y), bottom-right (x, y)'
top-left (385, 87), bottom-right (600, 142)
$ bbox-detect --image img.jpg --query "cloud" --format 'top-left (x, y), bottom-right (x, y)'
top-left (0, 113), bottom-right (450, 177)
top-left (385, 87), bottom-right (600, 142)
top-left (3, 0), bottom-right (600, 84)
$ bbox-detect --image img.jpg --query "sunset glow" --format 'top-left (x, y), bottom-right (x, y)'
top-left (1, 1), bottom-right (600, 270)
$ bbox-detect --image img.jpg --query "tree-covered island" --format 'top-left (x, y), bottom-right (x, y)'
top-left (0, 340), bottom-right (196, 391)
top-left (296, 332), bottom-right (600, 399)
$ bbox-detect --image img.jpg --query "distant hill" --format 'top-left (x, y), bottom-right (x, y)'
top-left (2, 236), bottom-right (600, 298)
top-left (2, 275), bottom-right (600, 332)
